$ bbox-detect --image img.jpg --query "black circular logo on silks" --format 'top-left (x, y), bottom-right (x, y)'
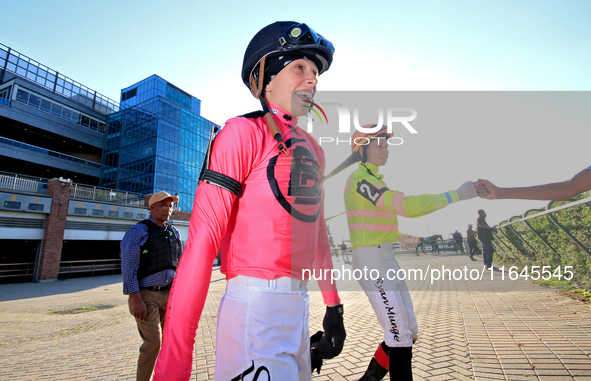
top-left (267, 136), bottom-right (323, 223)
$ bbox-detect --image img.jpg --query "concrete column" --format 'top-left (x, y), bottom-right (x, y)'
top-left (37, 178), bottom-right (71, 281)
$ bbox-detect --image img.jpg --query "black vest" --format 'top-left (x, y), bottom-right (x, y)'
top-left (137, 219), bottom-right (182, 280)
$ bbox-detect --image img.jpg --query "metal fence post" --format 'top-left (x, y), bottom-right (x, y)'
top-left (547, 201), bottom-right (591, 257)
top-left (492, 227), bottom-right (515, 258)
top-left (497, 221), bottom-right (528, 255)
top-left (523, 208), bottom-right (558, 255)
top-left (508, 223), bottom-right (538, 255)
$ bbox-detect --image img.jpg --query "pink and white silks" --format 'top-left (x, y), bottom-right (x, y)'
top-left (153, 104), bottom-right (340, 380)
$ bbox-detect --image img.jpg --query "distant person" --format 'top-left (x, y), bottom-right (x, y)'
top-left (476, 166), bottom-right (591, 200)
top-left (120, 191), bottom-right (182, 381)
top-left (340, 241), bottom-right (348, 260)
top-left (477, 209), bottom-right (496, 270)
top-left (466, 224), bottom-right (477, 261)
top-left (452, 230), bottom-right (465, 254)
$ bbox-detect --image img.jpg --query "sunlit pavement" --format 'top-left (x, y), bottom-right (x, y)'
top-left (1, 251), bottom-right (590, 380)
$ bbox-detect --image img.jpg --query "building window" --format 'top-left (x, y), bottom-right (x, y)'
top-left (62, 108), bottom-right (72, 120)
top-left (40, 98), bottom-right (52, 113)
top-left (89, 119), bottom-right (98, 130)
top-left (3, 201), bottom-right (21, 209)
top-left (14, 87), bottom-right (106, 133)
top-left (51, 103), bottom-right (62, 117)
top-left (28, 94), bottom-right (41, 108)
top-left (0, 85), bottom-right (11, 101)
top-left (71, 111), bottom-right (81, 124)
top-left (28, 203), bottom-right (44, 211)
top-left (122, 87), bottom-right (137, 102)
top-left (15, 88), bottom-right (29, 103)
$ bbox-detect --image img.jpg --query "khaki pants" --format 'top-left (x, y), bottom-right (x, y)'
top-left (128, 288), bottom-right (169, 381)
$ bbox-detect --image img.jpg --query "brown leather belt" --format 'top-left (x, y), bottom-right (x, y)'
top-left (140, 283), bottom-right (171, 292)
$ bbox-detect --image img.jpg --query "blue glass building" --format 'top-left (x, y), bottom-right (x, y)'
top-left (100, 75), bottom-right (217, 211)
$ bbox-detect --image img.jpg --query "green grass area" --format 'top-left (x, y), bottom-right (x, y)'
top-left (573, 289), bottom-right (591, 299)
top-left (536, 278), bottom-right (591, 303)
top-left (537, 278), bottom-right (572, 289)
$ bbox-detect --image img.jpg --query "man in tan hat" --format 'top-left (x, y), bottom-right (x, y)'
top-left (121, 191), bottom-right (182, 381)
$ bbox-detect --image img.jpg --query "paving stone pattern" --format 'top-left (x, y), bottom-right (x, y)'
top-left (0, 252), bottom-right (589, 380)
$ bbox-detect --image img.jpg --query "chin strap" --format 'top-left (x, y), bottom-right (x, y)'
top-left (251, 56), bottom-right (289, 156)
top-left (260, 98), bottom-right (289, 155)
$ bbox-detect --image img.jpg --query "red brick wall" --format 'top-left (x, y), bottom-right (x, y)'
top-left (171, 210), bottom-right (191, 221)
top-left (37, 178), bottom-right (71, 281)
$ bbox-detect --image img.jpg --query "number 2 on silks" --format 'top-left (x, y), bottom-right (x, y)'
top-left (356, 179), bottom-right (388, 206)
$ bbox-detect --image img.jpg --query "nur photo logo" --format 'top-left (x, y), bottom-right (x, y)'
top-left (304, 101), bottom-right (418, 148)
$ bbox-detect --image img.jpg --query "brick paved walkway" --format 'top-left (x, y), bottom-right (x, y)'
top-left (0, 252), bottom-right (590, 380)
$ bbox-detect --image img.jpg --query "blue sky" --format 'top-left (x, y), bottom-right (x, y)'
top-left (2, 0), bottom-right (590, 239)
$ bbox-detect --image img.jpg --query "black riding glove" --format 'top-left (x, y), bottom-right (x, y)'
top-left (323, 304), bottom-right (346, 355)
top-left (310, 304), bottom-right (346, 374)
top-left (310, 330), bottom-right (324, 374)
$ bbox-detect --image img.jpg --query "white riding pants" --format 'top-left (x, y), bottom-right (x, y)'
top-left (215, 275), bottom-right (311, 380)
top-left (352, 245), bottom-right (418, 347)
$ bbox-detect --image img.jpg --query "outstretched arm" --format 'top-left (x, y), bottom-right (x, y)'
top-left (477, 168), bottom-right (591, 201)
top-left (380, 181), bottom-right (477, 218)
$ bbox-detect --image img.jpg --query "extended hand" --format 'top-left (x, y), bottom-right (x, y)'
top-left (397, 233), bottom-right (420, 250)
top-left (476, 179), bottom-right (499, 199)
top-left (456, 181), bottom-right (478, 201)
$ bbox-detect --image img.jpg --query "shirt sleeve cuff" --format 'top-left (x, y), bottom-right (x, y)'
top-left (123, 283), bottom-right (140, 295)
top-left (444, 190), bottom-right (460, 204)
top-left (321, 290), bottom-right (341, 305)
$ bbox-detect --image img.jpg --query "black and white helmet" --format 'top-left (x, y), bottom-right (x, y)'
top-left (241, 21), bottom-right (335, 98)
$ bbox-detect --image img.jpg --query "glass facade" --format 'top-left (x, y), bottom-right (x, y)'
top-left (0, 43), bottom-right (119, 115)
top-left (100, 75), bottom-right (216, 211)
top-left (120, 75), bottom-right (200, 115)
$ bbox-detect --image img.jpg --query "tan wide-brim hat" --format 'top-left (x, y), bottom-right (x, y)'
top-left (149, 191), bottom-right (179, 208)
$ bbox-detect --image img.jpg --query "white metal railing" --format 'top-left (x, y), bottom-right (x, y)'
top-left (69, 183), bottom-right (145, 206)
top-left (0, 172), bottom-right (48, 194)
top-left (0, 172), bottom-right (145, 207)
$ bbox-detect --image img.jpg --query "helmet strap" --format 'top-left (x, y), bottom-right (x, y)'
top-left (259, 97), bottom-right (289, 155)
top-left (250, 56), bottom-right (267, 98)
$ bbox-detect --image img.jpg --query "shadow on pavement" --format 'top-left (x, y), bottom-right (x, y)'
top-left (0, 275), bottom-right (122, 302)
top-left (0, 266), bottom-right (227, 301)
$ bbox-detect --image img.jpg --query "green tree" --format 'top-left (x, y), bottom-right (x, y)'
top-left (326, 225), bottom-right (335, 248)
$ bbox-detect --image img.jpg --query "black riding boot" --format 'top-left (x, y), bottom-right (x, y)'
top-left (358, 357), bottom-right (389, 381)
top-left (388, 347), bottom-right (413, 381)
